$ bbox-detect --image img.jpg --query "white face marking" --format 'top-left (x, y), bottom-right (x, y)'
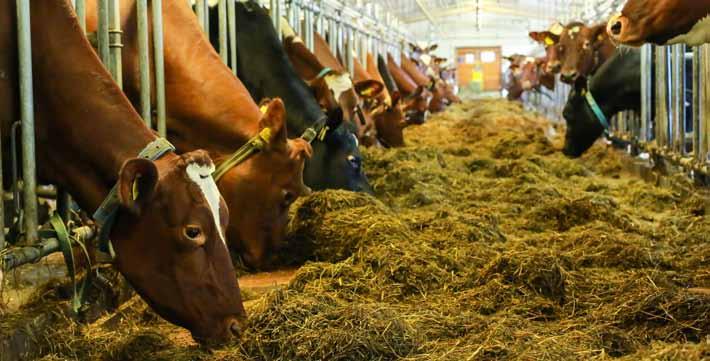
top-left (420, 54), bottom-right (432, 66)
top-left (185, 163), bottom-right (226, 246)
top-left (667, 15), bottom-right (710, 46)
top-left (324, 73), bottom-right (354, 101)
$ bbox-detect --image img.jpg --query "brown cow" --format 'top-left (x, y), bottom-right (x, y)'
top-left (503, 55), bottom-right (526, 101)
top-left (387, 53), bottom-right (432, 125)
top-left (521, 57), bottom-right (555, 91)
top-left (529, 23), bottom-right (565, 74)
top-left (354, 55), bottom-right (408, 148)
top-left (1, 0), bottom-right (244, 344)
top-left (607, 0), bottom-right (710, 46)
top-left (86, 0), bottom-right (312, 269)
top-left (401, 54), bottom-right (447, 113)
top-left (557, 22), bottom-right (616, 83)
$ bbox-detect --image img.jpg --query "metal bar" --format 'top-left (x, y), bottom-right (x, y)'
top-left (153, 0), bottom-right (167, 138)
top-left (98, 0), bottom-right (111, 66)
top-left (640, 44), bottom-right (652, 142)
top-left (137, 0), bottom-right (151, 126)
top-left (2, 226), bottom-right (94, 271)
top-left (75, 0), bottom-right (86, 31)
top-left (655, 46), bottom-right (669, 148)
top-left (218, 0), bottom-right (228, 64)
top-left (329, 17), bottom-right (337, 56)
top-left (16, 0), bottom-right (38, 244)
top-left (693, 46), bottom-right (701, 160)
top-left (196, 0), bottom-right (206, 33)
top-left (671, 44), bottom-right (685, 154)
top-left (701, 45), bottom-right (710, 163)
top-left (346, 27), bottom-right (354, 75)
top-left (271, 0), bottom-right (281, 40)
top-left (228, 0), bottom-right (237, 75)
top-left (108, 0), bottom-right (123, 88)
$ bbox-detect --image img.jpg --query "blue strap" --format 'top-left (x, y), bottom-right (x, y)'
top-left (584, 87), bottom-right (610, 132)
top-left (93, 137), bottom-right (175, 255)
top-left (315, 67), bottom-right (332, 80)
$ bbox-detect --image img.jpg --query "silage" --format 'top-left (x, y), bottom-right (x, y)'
top-left (12, 99), bottom-right (710, 360)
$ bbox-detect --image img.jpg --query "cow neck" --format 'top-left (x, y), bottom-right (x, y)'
top-left (284, 36), bottom-right (328, 81)
top-left (156, 0), bottom-right (259, 153)
top-left (388, 54), bottom-right (418, 94)
top-left (401, 55), bottom-right (431, 87)
top-left (29, 0), bottom-right (166, 213)
top-left (593, 33), bottom-right (617, 74)
top-left (588, 50), bottom-right (641, 118)
top-left (233, 2), bottom-right (323, 136)
top-left (313, 32), bottom-right (346, 72)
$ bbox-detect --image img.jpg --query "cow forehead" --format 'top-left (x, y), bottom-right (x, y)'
top-left (185, 162), bottom-right (227, 246)
top-left (324, 73), bottom-right (354, 101)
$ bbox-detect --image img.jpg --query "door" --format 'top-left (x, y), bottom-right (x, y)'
top-left (456, 47), bottom-right (502, 91)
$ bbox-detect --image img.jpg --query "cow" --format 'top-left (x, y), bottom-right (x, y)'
top-left (386, 53), bottom-right (432, 125)
top-left (231, 1), bottom-right (372, 193)
top-left (521, 57), bottom-right (555, 92)
top-left (86, 0), bottom-right (312, 270)
top-left (562, 48), bottom-right (641, 157)
top-left (529, 22), bottom-right (565, 74)
top-left (557, 22), bottom-right (617, 84)
top-left (401, 54), bottom-right (448, 113)
top-left (503, 54), bottom-right (526, 101)
top-left (354, 54), bottom-right (408, 148)
top-left (0, 0), bottom-right (244, 344)
top-left (607, 0), bottom-right (710, 46)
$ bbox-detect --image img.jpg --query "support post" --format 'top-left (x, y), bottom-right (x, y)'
top-left (218, 0), bottom-right (228, 64)
top-left (137, 0), bottom-right (151, 126)
top-left (16, 0), bottom-right (38, 244)
top-left (152, 0), bottom-right (167, 137)
top-left (108, 0), bottom-right (123, 88)
top-left (75, 0), bottom-right (86, 31)
top-left (228, 0), bottom-right (237, 74)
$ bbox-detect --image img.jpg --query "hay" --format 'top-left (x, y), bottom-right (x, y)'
top-left (9, 99), bottom-right (710, 360)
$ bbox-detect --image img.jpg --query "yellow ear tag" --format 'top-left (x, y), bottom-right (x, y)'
top-left (259, 127), bottom-right (272, 143)
top-left (132, 178), bottom-right (140, 201)
top-left (544, 37), bottom-right (555, 46)
top-left (362, 87), bottom-right (374, 96)
top-left (259, 105), bottom-right (269, 114)
top-left (550, 23), bottom-right (564, 36)
top-left (598, 34), bottom-right (605, 41)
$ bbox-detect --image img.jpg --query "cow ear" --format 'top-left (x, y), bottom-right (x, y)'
top-left (391, 91), bottom-right (402, 106)
top-left (258, 98), bottom-right (288, 145)
top-left (354, 80), bottom-right (384, 99)
top-left (428, 44), bottom-right (438, 52)
top-left (529, 31), bottom-right (542, 42)
top-left (118, 158), bottom-right (159, 216)
top-left (590, 24), bottom-right (608, 48)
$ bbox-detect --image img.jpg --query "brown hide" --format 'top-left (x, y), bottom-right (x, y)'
top-left (401, 55), bottom-right (446, 113)
top-left (366, 53), bottom-right (391, 104)
top-left (558, 22), bottom-right (617, 83)
top-left (0, 0), bottom-right (244, 344)
top-left (609, 0), bottom-right (710, 46)
top-left (86, 0), bottom-right (312, 269)
top-left (354, 56), bottom-right (407, 148)
top-left (310, 32), bottom-right (383, 147)
top-left (529, 29), bottom-right (563, 74)
top-left (387, 53), bottom-right (431, 124)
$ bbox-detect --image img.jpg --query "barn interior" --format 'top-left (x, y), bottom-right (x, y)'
top-left (1, 0), bottom-right (709, 360)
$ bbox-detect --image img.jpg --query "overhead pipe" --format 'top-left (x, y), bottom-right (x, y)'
top-left (16, 0), bottom-right (38, 244)
top-left (153, 0), bottom-right (167, 137)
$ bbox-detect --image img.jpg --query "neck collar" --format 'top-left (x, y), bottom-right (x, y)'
top-left (584, 82), bottom-right (610, 133)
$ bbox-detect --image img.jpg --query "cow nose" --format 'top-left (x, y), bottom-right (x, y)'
top-left (561, 71), bottom-right (578, 83)
top-left (607, 14), bottom-right (627, 40)
top-left (227, 318), bottom-right (243, 338)
top-left (547, 62), bottom-right (561, 73)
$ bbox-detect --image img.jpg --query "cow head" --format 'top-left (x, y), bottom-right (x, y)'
top-left (112, 150), bottom-right (245, 345)
top-left (558, 23), bottom-right (608, 83)
top-left (217, 99), bottom-right (312, 269)
top-left (504, 55), bottom-right (526, 100)
top-left (529, 29), bottom-right (563, 74)
top-left (607, 1), bottom-right (710, 46)
top-left (562, 78), bottom-right (606, 157)
top-left (367, 92), bottom-right (407, 148)
top-left (402, 86), bottom-right (432, 125)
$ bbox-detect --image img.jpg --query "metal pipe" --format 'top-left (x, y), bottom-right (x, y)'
top-left (98, 0), bottom-right (111, 67)
top-left (108, 0), bottom-right (123, 88)
top-left (137, 0), bottom-right (151, 126)
top-left (228, 0), bottom-right (237, 75)
top-left (693, 47), bottom-right (701, 160)
top-left (75, 0), bottom-right (87, 31)
top-left (218, 0), bottom-right (228, 64)
top-left (2, 226), bottom-right (95, 271)
top-left (701, 45), bottom-right (710, 162)
top-left (346, 27), bottom-right (354, 75)
top-left (16, 0), bottom-right (38, 244)
top-left (196, 0), bottom-right (206, 33)
top-left (329, 17), bottom-right (337, 56)
top-left (640, 44), bottom-right (652, 142)
top-left (655, 46), bottom-right (669, 148)
top-left (271, 0), bottom-right (281, 40)
top-left (153, 0), bottom-right (167, 137)
top-left (671, 44), bottom-right (685, 154)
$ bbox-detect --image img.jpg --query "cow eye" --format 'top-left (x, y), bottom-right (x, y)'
top-left (347, 155), bottom-right (361, 169)
top-left (184, 225), bottom-right (202, 240)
